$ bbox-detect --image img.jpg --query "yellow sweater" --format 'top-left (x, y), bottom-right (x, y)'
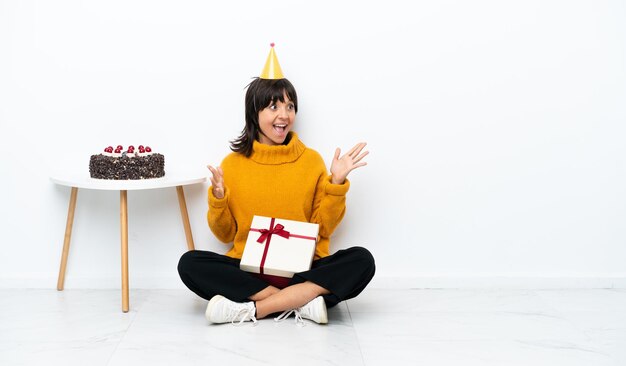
top-left (207, 132), bottom-right (349, 260)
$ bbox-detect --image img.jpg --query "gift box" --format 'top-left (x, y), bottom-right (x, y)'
top-left (240, 215), bottom-right (318, 278)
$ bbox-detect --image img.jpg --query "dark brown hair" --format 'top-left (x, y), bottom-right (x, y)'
top-left (230, 78), bottom-right (298, 156)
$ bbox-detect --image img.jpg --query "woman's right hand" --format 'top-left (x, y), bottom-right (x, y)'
top-left (207, 165), bottom-right (225, 199)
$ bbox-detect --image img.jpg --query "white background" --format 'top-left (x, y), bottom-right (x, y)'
top-left (1, 0), bottom-right (624, 289)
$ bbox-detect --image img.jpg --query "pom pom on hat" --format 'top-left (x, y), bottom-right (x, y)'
top-left (260, 43), bottom-right (285, 79)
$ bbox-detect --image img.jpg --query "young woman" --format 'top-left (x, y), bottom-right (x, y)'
top-left (178, 46), bottom-right (375, 325)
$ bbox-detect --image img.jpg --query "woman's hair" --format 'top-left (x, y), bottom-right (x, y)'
top-left (230, 77), bottom-right (298, 156)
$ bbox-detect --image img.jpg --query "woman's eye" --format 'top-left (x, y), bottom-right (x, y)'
top-left (269, 104), bottom-right (277, 110)
top-left (288, 104), bottom-right (295, 110)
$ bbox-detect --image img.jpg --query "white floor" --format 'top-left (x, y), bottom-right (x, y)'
top-left (2, 288), bottom-right (626, 365)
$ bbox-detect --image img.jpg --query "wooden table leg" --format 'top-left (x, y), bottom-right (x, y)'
top-left (176, 185), bottom-right (195, 251)
top-left (57, 187), bottom-right (78, 291)
top-left (120, 190), bottom-right (129, 313)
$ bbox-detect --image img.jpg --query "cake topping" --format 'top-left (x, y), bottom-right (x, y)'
top-left (104, 144), bottom-right (154, 156)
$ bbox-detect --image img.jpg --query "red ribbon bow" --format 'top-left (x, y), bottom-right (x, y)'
top-left (256, 223), bottom-right (290, 244)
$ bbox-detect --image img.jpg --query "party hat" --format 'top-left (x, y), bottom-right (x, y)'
top-left (260, 43), bottom-right (285, 79)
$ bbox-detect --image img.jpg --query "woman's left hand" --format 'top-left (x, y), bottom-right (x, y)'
top-left (330, 142), bottom-right (369, 185)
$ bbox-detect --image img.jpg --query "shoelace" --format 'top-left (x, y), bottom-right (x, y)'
top-left (274, 309), bottom-right (306, 327)
top-left (229, 306), bottom-right (258, 326)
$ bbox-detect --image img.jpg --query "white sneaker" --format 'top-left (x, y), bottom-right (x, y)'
top-left (274, 296), bottom-right (328, 325)
top-left (205, 295), bottom-right (257, 325)
top-left (299, 296), bottom-right (328, 324)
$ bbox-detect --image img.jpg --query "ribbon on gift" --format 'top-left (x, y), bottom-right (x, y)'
top-left (249, 217), bottom-right (316, 275)
top-left (256, 223), bottom-right (290, 244)
top-left (248, 217), bottom-right (285, 274)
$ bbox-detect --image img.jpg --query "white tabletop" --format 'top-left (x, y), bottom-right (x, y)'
top-left (50, 172), bottom-right (207, 191)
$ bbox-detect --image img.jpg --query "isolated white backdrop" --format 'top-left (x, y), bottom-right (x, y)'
top-left (1, 0), bottom-right (625, 289)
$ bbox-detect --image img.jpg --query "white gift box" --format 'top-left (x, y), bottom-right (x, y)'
top-left (240, 215), bottom-right (319, 278)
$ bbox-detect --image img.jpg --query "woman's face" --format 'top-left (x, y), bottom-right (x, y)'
top-left (257, 93), bottom-right (296, 146)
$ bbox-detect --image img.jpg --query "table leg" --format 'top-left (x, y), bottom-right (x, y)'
top-left (120, 190), bottom-right (129, 313)
top-left (176, 185), bottom-right (195, 251)
top-left (57, 187), bottom-right (78, 291)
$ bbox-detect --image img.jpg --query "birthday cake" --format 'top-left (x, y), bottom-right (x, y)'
top-left (89, 145), bottom-right (165, 180)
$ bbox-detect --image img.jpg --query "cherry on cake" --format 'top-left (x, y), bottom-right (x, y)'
top-left (89, 145), bottom-right (165, 180)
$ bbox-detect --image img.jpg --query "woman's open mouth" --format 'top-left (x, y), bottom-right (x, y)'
top-left (273, 124), bottom-right (288, 133)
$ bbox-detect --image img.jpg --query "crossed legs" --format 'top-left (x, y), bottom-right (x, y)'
top-left (178, 247), bottom-right (375, 321)
top-left (250, 281), bottom-right (330, 319)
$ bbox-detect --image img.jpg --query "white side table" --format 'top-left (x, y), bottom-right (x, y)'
top-left (50, 173), bottom-right (207, 312)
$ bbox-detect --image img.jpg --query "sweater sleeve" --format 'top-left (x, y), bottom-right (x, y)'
top-left (311, 174), bottom-right (350, 238)
top-left (207, 186), bottom-right (237, 244)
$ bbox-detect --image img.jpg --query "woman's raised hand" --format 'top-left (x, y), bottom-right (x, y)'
top-left (207, 165), bottom-right (225, 199)
top-left (330, 142), bottom-right (369, 185)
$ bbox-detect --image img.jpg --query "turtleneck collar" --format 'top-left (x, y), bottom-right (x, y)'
top-left (250, 132), bottom-right (307, 165)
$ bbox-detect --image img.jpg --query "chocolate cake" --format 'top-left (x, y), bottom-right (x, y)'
top-left (89, 145), bottom-right (165, 180)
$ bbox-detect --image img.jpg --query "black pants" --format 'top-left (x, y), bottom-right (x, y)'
top-left (178, 247), bottom-right (375, 308)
